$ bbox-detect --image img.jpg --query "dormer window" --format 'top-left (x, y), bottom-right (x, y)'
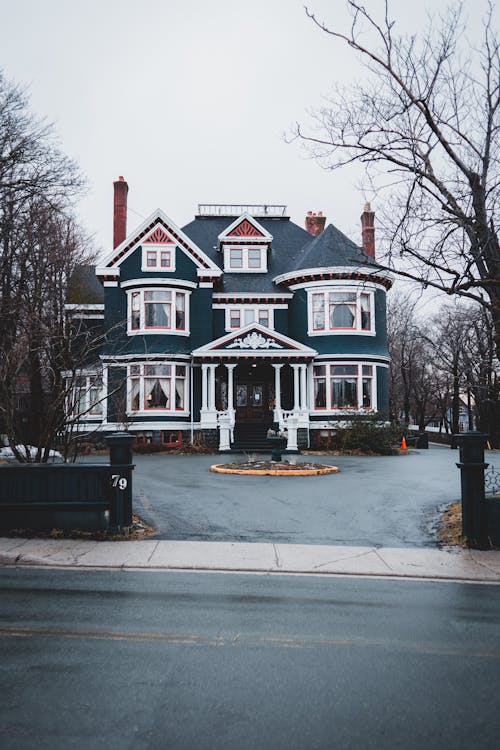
top-left (224, 245), bottom-right (267, 272)
top-left (141, 244), bottom-right (175, 272)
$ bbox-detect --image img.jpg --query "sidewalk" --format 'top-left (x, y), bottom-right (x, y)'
top-left (1, 537), bottom-right (500, 583)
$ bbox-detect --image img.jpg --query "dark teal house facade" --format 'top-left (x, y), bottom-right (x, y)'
top-left (85, 178), bottom-right (392, 450)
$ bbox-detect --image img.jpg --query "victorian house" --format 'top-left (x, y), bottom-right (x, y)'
top-left (76, 177), bottom-right (392, 451)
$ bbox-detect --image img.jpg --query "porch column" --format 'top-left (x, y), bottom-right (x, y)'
top-left (226, 363), bottom-right (236, 412)
top-left (292, 364), bottom-right (300, 411)
top-left (201, 364), bottom-right (209, 410)
top-left (208, 364), bottom-right (217, 411)
top-left (300, 364), bottom-right (307, 410)
top-left (273, 364), bottom-right (283, 412)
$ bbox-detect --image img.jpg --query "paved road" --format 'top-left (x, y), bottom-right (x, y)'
top-left (130, 446), bottom-right (500, 547)
top-left (1, 568), bottom-right (500, 750)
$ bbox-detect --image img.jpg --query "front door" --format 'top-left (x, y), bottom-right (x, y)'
top-left (236, 382), bottom-right (268, 423)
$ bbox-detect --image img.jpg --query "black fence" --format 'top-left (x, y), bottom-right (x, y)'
top-left (0, 433), bottom-right (134, 533)
top-left (455, 432), bottom-right (500, 548)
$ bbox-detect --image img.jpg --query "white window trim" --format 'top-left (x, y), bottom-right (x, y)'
top-left (127, 362), bottom-right (190, 416)
top-left (68, 372), bottom-right (104, 420)
top-left (141, 243), bottom-right (176, 273)
top-left (223, 244), bottom-right (268, 273)
top-left (127, 288), bottom-right (191, 336)
top-left (223, 305), bottom-right (275, 331)
top-left (310, 361), bottom-right (377, 414)
top-left (307, 287), bottom-right (375, 337)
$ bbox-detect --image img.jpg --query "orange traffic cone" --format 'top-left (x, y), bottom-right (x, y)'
top-left (401, 436), bottom-right (407, 450)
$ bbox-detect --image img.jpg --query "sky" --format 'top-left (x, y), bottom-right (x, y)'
top-left (0, 0), bottom-right (488, 271)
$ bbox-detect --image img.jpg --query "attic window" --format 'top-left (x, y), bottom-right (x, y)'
top-left (141, 244), bottom-right (175, 272)
top-left (224, 245), bottom-right (267, 273)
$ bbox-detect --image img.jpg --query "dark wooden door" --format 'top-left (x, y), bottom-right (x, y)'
top-left (235, 382), bottom-right (268, 423)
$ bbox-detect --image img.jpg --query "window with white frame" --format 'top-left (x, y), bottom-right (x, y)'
top-left (226, 306), bottom-right (273, 330)
top-left (223, 245), bottom-right (267, 272)
top-left (141, 244), bottom-right (175, 272)
top-left (309, 288), bottom-right (374, 334)
top-left (312, 363), bottom-right (375, 411)
top-left (69, 374), bottom-right (103, 417)
top-left (129, 363), bottom-right (188, 412)
top-left (128, 289), bottom-right (189, 334)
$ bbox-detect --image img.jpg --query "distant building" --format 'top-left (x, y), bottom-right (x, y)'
top-left (73, 178), bottom-right (392, 450)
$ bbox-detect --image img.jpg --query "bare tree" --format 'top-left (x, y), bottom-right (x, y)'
top-left (293, 1), bottom-right (500, 357)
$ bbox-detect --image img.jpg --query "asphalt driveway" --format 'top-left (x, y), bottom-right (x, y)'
top-left (130, 445), bottom-right (500, 548)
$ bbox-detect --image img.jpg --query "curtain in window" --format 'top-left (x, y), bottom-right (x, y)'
top-left (331, 378), bottom-right (357, 408)
top-left (175, 377), bottom-right (185, 409)
top-left (131, 379), bottom-right (140, 411)
top-left (329, 293), bottom-right (356, 328)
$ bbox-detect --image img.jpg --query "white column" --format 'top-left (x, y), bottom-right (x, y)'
top-left (226, 363), bottom-right (236, 412)
top-left (273, 364), bottom-right (283, 411)
top-left (209, 364), bottom-right (217, 410)
top-left (201, 364), bottom-right (208, 410)
top-left (300, 365), bottom-right (307, 410)
top-left (292, 364), bottom-right (300, 411)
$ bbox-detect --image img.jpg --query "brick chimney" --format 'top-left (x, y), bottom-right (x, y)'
top-left (113, 176), bottom-right (128, 249)
top-left (361, 202), bottom-right (375, 259)
top-left (305, 210), bottom-right (326, 237)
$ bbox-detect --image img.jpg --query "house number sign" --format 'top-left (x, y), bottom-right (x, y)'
top-left (111, 475), bottom-right (128, 490)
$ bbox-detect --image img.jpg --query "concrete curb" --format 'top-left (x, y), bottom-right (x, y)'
top-left (1, 538), bottom-right (500, 583)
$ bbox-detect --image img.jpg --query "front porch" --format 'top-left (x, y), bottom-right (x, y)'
top-left (191, 323), bottom-right (317, 452)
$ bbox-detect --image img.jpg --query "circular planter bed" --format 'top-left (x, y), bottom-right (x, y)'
top-left (210, 461), bottom-right (339, 476)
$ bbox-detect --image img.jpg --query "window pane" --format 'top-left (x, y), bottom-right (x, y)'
top-left (331, 378), bottom-right (357, 408)
top-left (312, 294), bottom-right (325, 330)
top-left (332, 365), bottom-right (358, 376)
top-left (230, 248), bottom-right (243, 268)
top-left (175, 377), bottom-right (185, 409)
top-left (145, 365), bottom-right (171, 376)
top-left (230, 310), bottom-right (240, 327)
top-left (361, 294), bottom-right (371, 330)
top-left (236, 384), bottom-right (247, 406)
top-left (244, 309), bottom-right (255, 325)
top-left (176, 365), bottom-right (186, 377)
top-left (175, 293), bottom-right (185, 330)
top-left (362, 378), bottom-right (372, 407)
top-left (248, 249), bottom-right (261, 268)
top-left (330, 302), bottom-right (355, 328)
top-left (362, 365), bottom-right (373, 376)
top-left (313, 365), bottom-right (326, 376)
top-left (147, 251), bottom-right (157, 267)
top-left (160, 251), bottom-right (171, 268)
top-left (258, 310), bottom-right (269, 326)
top-left (145, 378), bottom-right (169, 409)
top-left (314, 377), bottom-right (326, 408)
top-left (329, 292), bottom-right (356, 303)
top-left (145, 299), bottom-right (170, 327)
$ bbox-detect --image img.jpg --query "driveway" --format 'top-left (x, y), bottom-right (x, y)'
top-left (131, 445), bottom-right (500, 548)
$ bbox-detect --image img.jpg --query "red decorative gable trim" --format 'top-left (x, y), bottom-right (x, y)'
top-left (144, 227), bottom-right (174, 244)
top-left (227, 219), bottom-right (264, 238)
top-left (109, 218), bottom-right (212, 269)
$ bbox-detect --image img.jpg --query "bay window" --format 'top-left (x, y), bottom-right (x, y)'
top-left (129, 363), bottom-right (188, 412)
top-left (128, 288), bottom-right (189, 334)
top-left (312, 363), bottom-right (375, 411)
top-left (309, 289), bottom-right (374, 334)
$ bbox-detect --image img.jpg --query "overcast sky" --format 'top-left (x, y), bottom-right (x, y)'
top-left (0, 0), bottom-right (488, 264)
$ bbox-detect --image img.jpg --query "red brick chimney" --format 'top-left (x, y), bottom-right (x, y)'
top-left (361, 202), bottom-right (375, 259)
top-left (113, 176), bottom-right (128, 249)
top-left (305, 210), bottom-right (326, 237)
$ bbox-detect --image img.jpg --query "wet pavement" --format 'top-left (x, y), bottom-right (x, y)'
top-left (130, 445), bottom-right (500, 548)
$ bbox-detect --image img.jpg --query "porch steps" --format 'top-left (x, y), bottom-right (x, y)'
top-left (231, 423), bottom-right (273, 453)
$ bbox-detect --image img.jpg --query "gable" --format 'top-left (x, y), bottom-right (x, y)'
top-left (218, 212), bottom-right (273, 247)
top-left (192, 323), bottom-right (317, 358)
top-left (227, 219), bottom-right (264, 238)
top-left (96, 209), bottom-right (222, 280)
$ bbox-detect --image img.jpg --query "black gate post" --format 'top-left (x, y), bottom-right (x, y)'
top-left (106, 432), bottom-right (135, 533)
top-left (455, 431), bottom-right (489, 549)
